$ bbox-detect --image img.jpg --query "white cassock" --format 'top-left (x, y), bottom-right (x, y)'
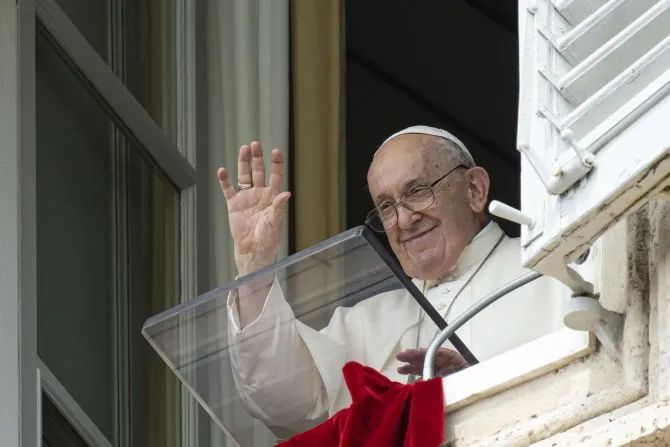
top-left (226, 221), bottom-right (567, 434)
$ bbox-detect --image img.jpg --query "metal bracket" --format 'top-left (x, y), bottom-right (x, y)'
top-left (564, 295), bottom-right (624, 361)
top-left (490, 201), bottom-right (624, 362)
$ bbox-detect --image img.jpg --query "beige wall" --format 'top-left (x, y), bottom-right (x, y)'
top-left (444, 199), bottom-right (670, 446)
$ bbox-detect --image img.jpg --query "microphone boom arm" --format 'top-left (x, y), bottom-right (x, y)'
top-left (422, 271), bottom-right (543, 379)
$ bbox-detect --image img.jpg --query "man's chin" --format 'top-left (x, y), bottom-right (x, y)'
top-left (402, 254), bottom-right (445, 279)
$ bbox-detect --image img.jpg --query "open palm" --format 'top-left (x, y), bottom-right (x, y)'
top-left (218, 142), bottom-right (290, 276)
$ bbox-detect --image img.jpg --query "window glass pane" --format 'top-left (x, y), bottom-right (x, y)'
top-left (126, 148), bottom-right (182, 447)
top-left (36, 27), bottom-right (180, 446)
top-left (50, 0), bottom-right (177, 141)
top-left (37, 27), bottom-right (115, 440)
top-left (42, 393), bottom-right (89, 447)
top-left (53, 0), bottom-right (108, 59)
top-left (123, 0), bottom-right (178, 141)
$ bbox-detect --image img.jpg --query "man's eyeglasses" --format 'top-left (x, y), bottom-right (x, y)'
top-left (365, 165), bottom-right (467, 233)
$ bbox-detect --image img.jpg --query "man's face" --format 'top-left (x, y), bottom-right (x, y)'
top-left (367, 135), bottom-right (480, 280)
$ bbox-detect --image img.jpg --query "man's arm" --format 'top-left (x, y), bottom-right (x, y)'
top-left (226, 276), bottom-right (343, 428)
top-left (217, 142), bottom-right (347, 428)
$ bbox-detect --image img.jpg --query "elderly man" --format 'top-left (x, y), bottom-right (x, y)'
top-left (217, 126), bottom-right (565, 433)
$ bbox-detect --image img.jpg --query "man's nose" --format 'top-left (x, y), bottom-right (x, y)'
top-left (396, 205), bottom-right (420, 228)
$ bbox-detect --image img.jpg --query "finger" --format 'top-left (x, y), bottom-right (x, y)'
top-left (269, 192), bottom-right (291, 227)
top-left (217, 168), bottom-right (236, 201)
top-left (396, 349), bottom-right (425, 362)
top-left (436, 349), bottom-right (468, 365)
top-left (269, 149), bottom-right (284, 192)
top-left (435, 350), bottom-right (457, 362)
top-left (434, 352), bottom-right (470, 376)
top-left (272, 191), bottom-right (291, 211)
top-left (238, 145), bottom-right (252, 185)
top-left (250, 141), bottom-right (266, 187)
top-left (397, 364), bottom-right (420, 376)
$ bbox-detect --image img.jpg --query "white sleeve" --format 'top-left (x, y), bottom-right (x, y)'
top-left (226, 276), bottom-right (346, 429)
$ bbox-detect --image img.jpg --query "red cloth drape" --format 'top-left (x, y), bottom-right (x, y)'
top-left (276, 361), bottom-right (444, 447)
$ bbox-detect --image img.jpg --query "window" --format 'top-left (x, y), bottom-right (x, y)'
top-left (51, 0), bottom-right (179, 141)
top-left (0, 0), bottom-right (198, 445)
top-left (36, 24), bottom-right (183, 446)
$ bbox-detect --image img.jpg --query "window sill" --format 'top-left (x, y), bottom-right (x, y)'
top-left (443, 327), bottom-right (594, 413)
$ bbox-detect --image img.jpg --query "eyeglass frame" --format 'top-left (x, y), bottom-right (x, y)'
top-left (365, 164), bottom-right (469, 233)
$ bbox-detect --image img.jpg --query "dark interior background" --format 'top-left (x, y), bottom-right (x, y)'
top-left (345, 0), bottom-right (520, 249)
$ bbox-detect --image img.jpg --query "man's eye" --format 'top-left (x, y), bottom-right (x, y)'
top-left (408, 187), bottom-right (431, 198)
top-left (378, 203), bottom-right (394, 215)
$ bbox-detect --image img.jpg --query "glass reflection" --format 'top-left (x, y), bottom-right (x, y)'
top-left (143, 227), bottom-right (446, 444)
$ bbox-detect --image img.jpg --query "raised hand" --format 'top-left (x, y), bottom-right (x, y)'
top-left (218, 141), bottom-right (291, 277)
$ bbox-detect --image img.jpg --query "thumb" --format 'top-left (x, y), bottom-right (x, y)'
top-left (272, 191), bottom-right (291, 212)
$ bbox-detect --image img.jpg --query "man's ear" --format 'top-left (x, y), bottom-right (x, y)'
top-left (466, 167), bottom-right (490, 213)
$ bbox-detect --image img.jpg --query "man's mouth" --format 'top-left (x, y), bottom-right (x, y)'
top-left (400, 225), bottom-right (437, 243)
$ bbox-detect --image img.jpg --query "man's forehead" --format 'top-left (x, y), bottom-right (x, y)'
top-left (369, 134), bottom-right (443, 181)
top-left (368, 145), bottom-right (434, 200)
top-left (369, 139), bottom-right (428, 176)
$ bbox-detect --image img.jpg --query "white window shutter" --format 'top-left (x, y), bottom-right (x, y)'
top-left (511, 0), bottom-right (670, 281)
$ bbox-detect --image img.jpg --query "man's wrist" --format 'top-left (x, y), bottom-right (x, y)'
top-left (235, 255), bottom-right (277, 278)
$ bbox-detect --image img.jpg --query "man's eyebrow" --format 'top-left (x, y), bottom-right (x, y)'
top-left (370, 177), bottom-right (427, 204)
top-left (405, 178), bottom-right (425, 188)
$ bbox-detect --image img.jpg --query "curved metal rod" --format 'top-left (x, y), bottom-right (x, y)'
top-left (422, 271), bottom-right (543, 379)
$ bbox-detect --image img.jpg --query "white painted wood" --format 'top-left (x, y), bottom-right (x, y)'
top-left (552, 0), bottom-right (609, 24)
top-left (562, 34), bottom-right (670, 134)
top-left (34, 0), bottom-right (196, 190)
top-left (558, 1), bottom-right (670, 103)
top-left (524, 90), bottom-right (670, 277)
top-left (517, 0), bottom-right (670, 288)
top-left (39, 359), bottom-right (114, 447)
top-left (443, 328), bottom-right (593, 412)
top-left (0, 1), bottom-right (38, 446)
top-left (557, 0), bottom-right (658, 65)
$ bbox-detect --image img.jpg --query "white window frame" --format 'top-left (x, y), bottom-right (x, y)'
top-left (515, 0), bottom-right (670, 280)
top-left (1, 0), bottom-right (201, 445)
top-left (38, 360), bottom-right (114, 447)
top-left (0, 0), bottom-right (38, 445)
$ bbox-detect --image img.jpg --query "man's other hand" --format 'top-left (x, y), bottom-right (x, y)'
top-left (396, 348), bottom-right (470, 377)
